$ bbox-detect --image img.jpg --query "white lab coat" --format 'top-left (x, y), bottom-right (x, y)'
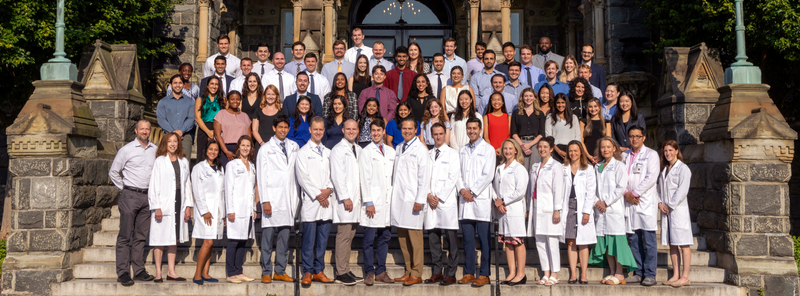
top-left (296, 141), bottom-right (335, 223)
top-left (359, 142), bottom-right (396, 228)
top-left (457, 140), bottom-right (496, 222)
top-left (331, 139), bottom-right (362, 224)
top-left (191, 161), bottom-right (225, 240)
top-left (148, 156), bottom-right (193, 246)
top-left (224, 159), bottom-right (256, 240)
top-left (527, 157), bottom-right (565, 237)
top-left (561, 164), bottom-right (598, 245)
top-left (424, 145), bottom-right (461, 230)
top-left (390, 138), bottom-right (432, 230)
top-left (594, 158), bottom-right (629, 236)
top-left (494, 161), bottom-right (529, 237)
top-left (622, 146), bottom-right (660, 232)
top-left (658, 160), bottom-right (693, 246)
top-left (256, 137), bottom-right (300, 228)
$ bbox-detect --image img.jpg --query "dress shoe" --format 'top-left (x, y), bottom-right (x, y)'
top-left (301, 273), bottom-right (313, 285)
top-left (376, 272), bottom-right (395, 283)
top-left (117, 273), bottom-right (134, 287)
top-left (425, 274), bottom-right (443, 284)
top-left (313, 272), bottom-right (334, 283)
top-left (440, 276), bottom-right (457, 286)
top-left (166, 275), bottom-right (186, 282)
top-left (471, 276), bottom-right (490, 287)
top-left (508, 275), bottom-right (527, 286)
top-left (394, 274), bottom-right (410, 282)
top-left (226, 276), bottom-right (243, 284)
top-left (364, 273), bottom-right (375, 286)
top-left (238, 275), bottom-right (255, 282)
top-left (133, 271), bottom-right (155, 281)
top-left (261, 275), bottom-right (272, 283)
top-left (403, 275), bottom-right (422, 286)
top-left (457, 274), bottom-right (475, 284)
top-left (273, 273), bottom-right (295, 282)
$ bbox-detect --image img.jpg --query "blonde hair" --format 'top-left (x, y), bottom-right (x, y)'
top-left (558, 55), bottom-right (579, 83)
top-left (260, 84), bottom-right (283, 111)
top-left (516, 88), bottom-right (541, 116)
top-left (598, 136), bottom-right (623, 161)
top-left (583, 98), bottom-right (606, 137)
top-left (501, 139), bottom-right (525, 164)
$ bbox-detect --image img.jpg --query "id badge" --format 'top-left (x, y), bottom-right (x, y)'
top-left (633, 163), bottom-right (643, 174)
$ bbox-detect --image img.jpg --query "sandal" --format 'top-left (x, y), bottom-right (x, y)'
top-left (545, 277), bottom-right (559, 286)
top-left (604, 277), bottom-right (620, 285)
top-left (600, 275), bottom-right (613, 284)
top-left (537, 276), bottom-right (549, 285)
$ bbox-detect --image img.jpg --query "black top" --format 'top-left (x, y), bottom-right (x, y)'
top-left (352, 78), bottom-right (372, 99)
top-left (510, 108), bottom-right (546, 137)
top-left (583, 119), bottom-right (605, 156)
top-left (612, 113), bottom-right (646, 149)
top-left (570, 98), bottom-right (588, 121)
top-left (408, 95), bottom-right (434, 123)
top-left (569, 172), bottom-right (576, 199)
top-left (255, 108), bottom-right (287, 143)
top-left (171, 159), bottom-right (181, 193)
top-left (241, 96), bottom-right (263, 119)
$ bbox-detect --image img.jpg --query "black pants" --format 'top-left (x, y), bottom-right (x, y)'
top-left (226, 239), bottom-right (248, 277)
top-left (115, 189), bottom-right (151, 277)
top-left (196, 122), bottom-right (214, 162)
top-left (428, 228), bottom-right (459, 277)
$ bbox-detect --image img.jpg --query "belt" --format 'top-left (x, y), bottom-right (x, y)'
top-left (520, 135), bottom-right (535, 141)
top-left (123, 186), bottom-right (148, 194)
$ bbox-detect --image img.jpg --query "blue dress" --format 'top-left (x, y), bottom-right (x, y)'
top-left (288, 116), bottom-right (311, 147)
top-left (385, 119), bottom-right (421, 147)
top-left (323, 120), bottom-right (345, 149)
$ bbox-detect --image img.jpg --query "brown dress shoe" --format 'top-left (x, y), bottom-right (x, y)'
top-left (261, 275), bottom-right (272, 283)
top-left (403, 275), bottom-right (422, 286)
top-left (376, 272), bottom-right (395, 283)
top-left (301, 273), bottom-right (313, 285)
top-left (394, 274), bottom-right (410, 282)
top-left (471, 276), bottom-right (490, 287)
top-left (313, 272), bottom-right (334, 283)
top-left (441, 276), bottom-right (457, 286)
top-left (458, 274), bottom-right (476, 284)
top-left (364, 273), bottom-right (375, 286)
top-left (425, 274), bottom-right (443, 284)
top-left (272, 273), bottom-right (295, 282)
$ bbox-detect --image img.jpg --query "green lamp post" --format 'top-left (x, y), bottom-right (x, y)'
top-left (40, 0), bottom-right (78, 81)
top-left (724, 0), bottom-right (761, 85)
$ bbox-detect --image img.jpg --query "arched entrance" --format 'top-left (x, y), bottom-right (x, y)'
top-left (349, 0), bottom-right (455, 60)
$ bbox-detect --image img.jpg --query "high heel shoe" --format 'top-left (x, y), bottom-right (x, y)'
top-left (508, 275), bottom-right (527, 286)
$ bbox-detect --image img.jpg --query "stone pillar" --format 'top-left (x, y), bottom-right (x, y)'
top-left (500, 0), bottom-right (511, 43)
top-left (321, 0), bottom-right (335, 64)
top-left (196, 0), bottom-right (210, 63)
top-left (292, 0), bottom-right (303, 42)
top-left (228, 27), bottom-right (237, 56)
top-left (691, 84), bottom-right (799, 295)
top-left (591, 0), bottom-right (606, 64)
top-left (469, 0), bottom-right (480, 60)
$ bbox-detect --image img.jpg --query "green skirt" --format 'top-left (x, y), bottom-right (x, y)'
top-left (588, 235), bottom-right (638, 272)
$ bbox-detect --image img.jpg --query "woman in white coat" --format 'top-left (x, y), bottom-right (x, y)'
top-left (589, 137), bottom-right (637, 285)
top-left (658, 140), bottom-right (693, 287)
top-left (562, 140), bottom-right (597, 284)
top-left (191, 140), bottom-right (225, 284)
top-left (494, 139), bottom-right (529, 286)
top-left (148, 132), bottom-right (193, 282)
top-left (527, 136), bottom-right (564, 285)
top-left (224, 135), bottom-right (258, 284)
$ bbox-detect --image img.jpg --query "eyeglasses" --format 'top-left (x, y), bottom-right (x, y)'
top-left (628, 135), bottom-right (644, 139)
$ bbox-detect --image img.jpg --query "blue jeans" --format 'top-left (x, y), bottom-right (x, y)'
top-left (362, 227), bottom-right (392, 275)
top-left (627, 229), bottom-right (657, 278)
top-left (301, 220), bottom-right (332, 274)
top-left (461, 220), bottom-right (491, 277)
top-left (260, 226), bottom-right (291, 276)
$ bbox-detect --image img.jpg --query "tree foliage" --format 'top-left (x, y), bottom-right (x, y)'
top-left (0, 0), bottom-right (176, 126)
top-left (638, 0), bottom-right (800, 122)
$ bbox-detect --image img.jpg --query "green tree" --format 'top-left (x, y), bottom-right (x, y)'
top-left (638, 0), bottom-right (800, 122)
top-left (0, 0), bottom-right (177, 127)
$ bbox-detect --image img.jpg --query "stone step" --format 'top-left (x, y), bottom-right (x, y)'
top-left (51, 280), bottom-right (747, 296)
top-left (73, 262), bottom-right (726, 283)
top-left (112, 205), bottom-right (120, 218)
top-left (82, 246), bottom-right (717, 267)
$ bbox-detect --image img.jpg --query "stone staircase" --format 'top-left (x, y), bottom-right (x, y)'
top-left (51, 206), bottom-right (747, 296)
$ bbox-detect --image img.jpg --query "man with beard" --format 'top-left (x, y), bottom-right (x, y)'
top-left (531, 37), bottom-right (564, 71)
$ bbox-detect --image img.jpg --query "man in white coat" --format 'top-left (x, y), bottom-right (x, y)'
top-left (331, 119), bottom-right (363, 285)
top-left (256, 115), bottom-right (299, 284)
top-left (295, 117), bottom-right (336, 285)
top-left (423, 122), bottom-right (461, 286)
top-left (456, 117), bottom-right (496, 287)
top-left (358, 119), bottom-right (397, 286)
top-left (391, 118), bottom-right (432, 286)
top-left (622, 126), bottom-right (661, 286)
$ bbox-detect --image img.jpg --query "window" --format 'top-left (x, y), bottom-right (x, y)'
top-left (281, 10), bottom-right (293, 58)
top-left (511, 10), bottom-right (522, 61)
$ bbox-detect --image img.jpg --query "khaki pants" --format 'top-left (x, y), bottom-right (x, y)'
top-left (397, 228), bottom-right (424, 277)
top-left (335, 223), bottom-right (358, 276)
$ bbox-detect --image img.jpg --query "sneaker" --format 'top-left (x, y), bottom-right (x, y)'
top-left (641, 277), bottom-right (657, 286)
top-left (133, 271), bottom-right (154, 281)
top-left (117, 273), bottom-right (134, 287)
top-left (347, 271), bottom-right (364, 282)
top-left (625, 275), bottom-right (642, 283)
top-left (336, 273), bottom-right (357, 286)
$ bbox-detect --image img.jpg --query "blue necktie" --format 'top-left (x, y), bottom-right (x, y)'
top-left (357, 48), bottom-right (362, 59)
top-left (526, 67), bottom-right (532, 86)
top-left (317, 146), bottom-right (322, 156)
top-left (398, 71), bottom-right (404, 100)
top-left (375, 87), bottom-right (381, 102)
top-left (310, 73), bottom-right (316, 95)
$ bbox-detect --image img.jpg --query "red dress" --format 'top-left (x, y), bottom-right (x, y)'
top-left (487, 112), bottom-right (510, 150)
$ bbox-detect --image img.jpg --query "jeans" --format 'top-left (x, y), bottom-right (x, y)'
top-left (260, 226), bottom-right (291, 276)
top-left (627, 229), bottom-right (657, 278)
top-left (461, 219), bottom-right (491, 277)
top-left (301, 220), bottom-right (332, 274)
top-left (362, 227), bottom-right (392, 275)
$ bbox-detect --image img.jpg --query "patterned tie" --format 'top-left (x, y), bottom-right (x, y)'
top-left (317, 145), bottom-right (322, 156)
top-left (278, 72), bottom-right (284, 101)
top-left (337, 61), bottom-right (342, 73)
top-left (309, 73), bottom-right (316, 95)
top-left (436, 73), bottom-right (443, 98)
top-left (357, 48), bottom-right (362, 59)
top-left (351, 144), bottom-right (357, 159)
top-left (379, 144), bottom-right (384, 156)
top-left (398, 71), bottom-right (404, 100)
top-left (296, 62), bottom-right (301, 76)
top-left (435, 148), bottom-right (440, 160)
top-left (526, 67), bottom-right (532, 86)
top-left (280, 141), bottom-right (287, 162)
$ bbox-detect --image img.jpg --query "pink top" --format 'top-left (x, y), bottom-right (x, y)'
top-left (214, 109), bottom-right (252, 144)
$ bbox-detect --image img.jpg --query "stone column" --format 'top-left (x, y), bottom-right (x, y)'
top-left (322, 0), bottom-right (335, 64)
top-left (196, 0), bottom-right (210, 63)
top-left (500, 0), bottom-right (511, 43)
top-left (591, 0), bottom-right (606, 64)
top-left (469, 0), bottom-right (480, 60)
top-left (292, 0), bottom-right (303, 42)
top-left (228, 27), bottom-right (237, 56)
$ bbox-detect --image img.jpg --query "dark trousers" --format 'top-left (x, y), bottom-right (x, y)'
top-left (461, 219), bottom-right (491, 277)
top-left (115, 189), bottom-right (151, 277)
top-left (226, 239), bottom-right (248, 277)
top-left (302, 220), bottom-right (332, 274)
top-left (196, 122), bottom-right (214, 162)
top-left (428, 228), bottom-right (459, 277)
top-left (628, 229), bottom-right (657, 278)
top-left (220, 143), bottom-right (237, 168)
top-left (363, 227), bottom-right (392, 275)
top-left (260, 226), bottom-right (291, 276)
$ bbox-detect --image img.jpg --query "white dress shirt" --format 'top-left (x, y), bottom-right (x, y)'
top-left (261, 69), bottom-right (297, 101)
top-left (228, 73), bottom-right (253, 95)
top-left (345, 45), bottom-right (374, 64)
top-left (204, 52), bottom-right (242, 78)
top-left (254, 61), bottom-right (275, 76)
top-left (427, 71), bottom-right (447, 99)
top-left (305, 70), bottom-right (331, 97)
top-left (369, 56), bottom-right (394, 73)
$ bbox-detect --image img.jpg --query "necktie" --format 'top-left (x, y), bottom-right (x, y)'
top-left (525, 67), bottom-right (532, 86)
top-left (403, 142), bottom-right (409, 153)
top-left (309, 73), bottom-right (316, 95)
top-left (357, 48), bottom-right (362, 59)
top-left (375, 87), bottom-right (381, 102)
top-left (218, 75), bottom-right (225, 94)
top-left (351, 144), bottom-right (357, 159)
top-left (379, 144), bottom-right (384, 156)
top-left (337, 61), bottom-right (342, 73)
top-left (317, 145), bottom-right (322, 156)
top-left (280, 141), bottom-right (287, 160)
top-left (398, 71), bottom-right (404, 100)
top-left (261, 64), bottom-right (265, 75)
top-left (436, 73), bottom-right (443, 98)
top-left (542, 53), bottom-right (549, 63)
top-left (277, 72), bottom-right (284, 101)
top-left (296, 62), bottom-right (301, 76)
top-left (435, 148), bottom-right (440, 160)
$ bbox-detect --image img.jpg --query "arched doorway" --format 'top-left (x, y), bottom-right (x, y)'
top-left (349, 0), bottom-right (455, 60)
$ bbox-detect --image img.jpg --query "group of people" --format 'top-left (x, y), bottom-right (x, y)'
top-left (109, 27), bottom-right (693, 289)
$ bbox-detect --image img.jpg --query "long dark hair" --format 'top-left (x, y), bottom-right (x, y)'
top-left (486, 92), bottom-right (507, 115)
top-left (408, 42), bottom-right (427, 74)
top-left (201, 76), bottom-right (222, 101)
top-left (234, 135), bottom-right (255, 162)
top-left (203, 140), bottom-right (222, 171)
top-left (612, 90), bottom-right (639, 125)
top-left (326, 95), bottom-right (347, 128)
top-left (407, 73), bottom-right (432, 99)
top-left (358, 97), bottom-right (383, 134)
top-left (453, 90), bottom-right (478, 121)
top-left (393, 101), bottom-right (415, 122)
top-left (569, 77), bottom-right (593, 102)
top-left (550, 93), bottom-right (575, 128)
top-left (293, 96), bottom-right (315, 129)
top-left (353, 54), bottom-right (371, 85)
top-left (330, 72), bottom-right (349, 94)
top-left (241, 72), bottom-right (264, 100)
